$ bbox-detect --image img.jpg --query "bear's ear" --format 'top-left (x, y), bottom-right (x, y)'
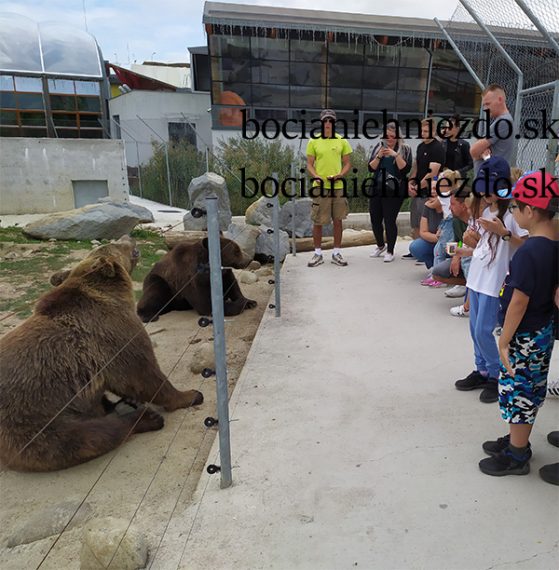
top-left (91, 256), bottom-right (117, 278)
top-left (202, 237), bottom-right (209, 250)
top-left (50, 270), bottom-right (71, 286)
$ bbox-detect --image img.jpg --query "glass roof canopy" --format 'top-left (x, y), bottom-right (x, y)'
top-left (0, 13), bottom-right (103, 77)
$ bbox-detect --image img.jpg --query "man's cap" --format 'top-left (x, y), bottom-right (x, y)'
top-left (473, 156), bottom-right (512, 198)
top-left (320, 109), bottom-right (337, 121)
top-left (513, 170), bottom-right (559, 212)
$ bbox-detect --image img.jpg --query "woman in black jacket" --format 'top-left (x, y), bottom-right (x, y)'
top-left (368, 121), bottom-right (413, 262)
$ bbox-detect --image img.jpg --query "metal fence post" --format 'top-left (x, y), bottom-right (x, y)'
top-left (290, 162), bottom-right (297, 257)
top-left (136, 115), bottom-right (173, 206)
top-left (205, 196), bottom-right (232, 489)
top-left (547, 81), bottom-right (559, 175)
top-left (272, 173), bottom-right (281, 318)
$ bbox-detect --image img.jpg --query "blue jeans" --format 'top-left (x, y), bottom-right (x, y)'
top-left (469, 290), bottom-right (500, 379)
top-left (409, 238), bottom-right (435, 269)
top-left (433, 217), bottom-right (455, 267)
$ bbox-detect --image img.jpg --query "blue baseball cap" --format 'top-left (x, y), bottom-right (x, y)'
top-left (473, 156), bottom-right (512, 198)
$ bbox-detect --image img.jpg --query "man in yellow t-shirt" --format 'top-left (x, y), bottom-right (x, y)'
top-left (306, 109), bottom-right (352, 267)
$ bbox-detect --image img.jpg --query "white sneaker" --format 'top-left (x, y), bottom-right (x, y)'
top-left (450, 304), bottom-right (469, 317)
top-left (547, 378), bottom-right (559, 398)
top-left (445, 285), bottom-right (467, 298)
top-left (383, 253), bottom-right (394, 263)
top-left (369, 245), bottom-right (387, 258)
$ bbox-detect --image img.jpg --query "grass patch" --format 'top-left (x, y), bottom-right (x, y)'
top-left (0, 228), bottom-right (168, 318)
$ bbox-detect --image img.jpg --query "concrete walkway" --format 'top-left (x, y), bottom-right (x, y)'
top-left (152, 242), bottom-right (559, 570)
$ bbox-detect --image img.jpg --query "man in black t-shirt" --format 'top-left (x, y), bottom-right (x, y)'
top-left (406, 119), bottom-right (445, 253)
top-left (442, 115), bottom-right (472, 177)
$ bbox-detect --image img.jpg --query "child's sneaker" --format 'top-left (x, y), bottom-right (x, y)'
top-left (428, 279), bottom-right (446, 288)
top-left (369, 245), bottom-right (386, 258)
top-left (383, 253), bottom-right (395, 263)
top-left (539, 463), bottom-right (559, 486)
top-left (331, 252), bottom-right (348, 266)
top-left (307, 254), bottom-right (324, 267)
top-left (479, 447), bottom-right (531, 476)
top-left (482, 434), bottom-right (532, 458)
top-left (547, 378), bottom-right (559, 397)
top-left (479, 381), bottom-right (499, 403)
top-left (402, 252), bottom-right (415, 260)
top-left (450, 304), bottom-right (469, 318)
top-left (445, 285), bottom-right (467, 298)
top-left (455, 370), bottom-right (488, 391)
top-left (420, 277), bottom-right (434, 286)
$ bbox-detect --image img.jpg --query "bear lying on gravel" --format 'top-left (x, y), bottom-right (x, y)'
top-left (0, 236), bottom-right (203, 472)
top-left (136, 237), bottom-right (257, 322)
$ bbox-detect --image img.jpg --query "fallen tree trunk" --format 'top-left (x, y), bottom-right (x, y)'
top-left (164, 230), bottom-right (207, 249)
top-left (293, 230), bottom-right (376, 252)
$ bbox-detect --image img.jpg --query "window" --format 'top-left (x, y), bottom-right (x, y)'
top-left (112, 114), bottom-right (121, 138)
top-left (168, 122), bottom-right (196, 147)
top-left (47, 79), bottom-right (103, 138)
top-left (363, 67), bottom-right (398, 90)
top-left (192, 53), bottom-right (210, 91)
top-left (328, 42), bottom-right (364, 66)
top-left (252, 60), bottom-right (289, 85)
top-left (252, 84), bottom-right (289, 107)
top-left (290, 85), bottom-right (325, 109)
top-left (290, 62), bottom-right (325, 87)
top-left (213, 57), bottom-right (252, 83)
top-left (289, 39), bottom-right (327, 63)
top-left (362, 89), bottom-right (397, 112)
top-left (398, 68), bottom-right (429, 91)
top-left (209, 35), bottom-right (250, 59)
top-left (0, 74), bottom-right (47, 136)
top-left (328, 87), bottom-right (362, 109)
top-left (396, 90), bottom-right (425, 113)
top-left (328, 64), bottom-right (363, 89)
top-left (251, 37), bottom-right (289, 61)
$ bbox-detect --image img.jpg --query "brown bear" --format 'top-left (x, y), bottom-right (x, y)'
top-left (136, 237), bottom-right (257, 323)
top-left (0, 238), bottom-right (203, 472)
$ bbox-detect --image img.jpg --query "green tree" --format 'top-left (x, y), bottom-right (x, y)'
top-left (140, 140), bottom-right (206, 209)
top-left (213, 136), bottom-right (295, 214)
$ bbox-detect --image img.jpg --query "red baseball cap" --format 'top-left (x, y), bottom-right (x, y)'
top-left (513, 170), bottom-right (559, 212)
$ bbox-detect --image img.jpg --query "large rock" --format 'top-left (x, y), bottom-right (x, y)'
top-left (80, 517), bottom-right (148, 570)
top-left (23, 203), bottom-right (142, 240)
top-left (279, 198), bottom-right (332, 237)
top-left (255, 226), bottom-right (290, 262)
top-left (224, 222), bottom-right (260, 260)
top-left (98, 198), bottom-right (154, 223)
top-left (5, 501), bottom-right (93, 547)
top-left (245, 196), bottom-right (277, 227)
top-left (183, 172), bottom-right (232, 231)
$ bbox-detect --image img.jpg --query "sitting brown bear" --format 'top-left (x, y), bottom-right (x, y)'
top-left (136, 237), bottom-right (257, 323)
top-left (0, 237), bottom-right (203, 472)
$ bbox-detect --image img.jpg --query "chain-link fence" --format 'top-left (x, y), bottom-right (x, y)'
top-left (441, 0), bottom-right (559, 171)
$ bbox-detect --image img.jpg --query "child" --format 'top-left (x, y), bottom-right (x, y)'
top-left (454, 157), bottom-right (529, 403)
top-left (479, 169), bottom-right (558, 476)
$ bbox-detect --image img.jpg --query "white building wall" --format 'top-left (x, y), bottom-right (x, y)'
top-left (131, 64), bottom-right (191, 89)
top-left (108, 90), bottom-right (212, 167)
top-left (0, 138), bottom-right (129, 214)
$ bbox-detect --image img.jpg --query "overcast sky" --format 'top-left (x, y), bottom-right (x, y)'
top-left (5, 0), bottom-right (460, 64)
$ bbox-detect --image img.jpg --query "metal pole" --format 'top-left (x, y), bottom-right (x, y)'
top-left (205, 196), bottom-right (232, 489)
top-left (434, 18), bottom-right (485, 91)
top-left (163, 143), bottom-right (173, 206)
top-left (135, 141), bottom-right (143, 198)
top-left (546, 80), bottom-right (559, 175)
top-left (272, 172), bottom-right (281, 318)
top-left (205, 147), bottom-right (210, 172)
top-left (458, 0), bottom-right (524, 164)
top-left (136, 115), bottom-right (173, 206)
top-left (513, 0), bottom-right (559, 55)
top-left (290, 162), bottom-right (297, 257)
top-left (424, 50), bottom-right (433, 118)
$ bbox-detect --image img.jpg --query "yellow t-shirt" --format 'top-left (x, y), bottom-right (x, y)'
top-left (306, 134), bottom-right (353, 190)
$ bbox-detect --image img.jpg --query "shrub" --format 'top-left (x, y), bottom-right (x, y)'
top-left (139, 140), bottom-right (206, 209)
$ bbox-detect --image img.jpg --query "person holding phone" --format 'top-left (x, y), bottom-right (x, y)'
top-left (367, 121), bottom-right (412, 262)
